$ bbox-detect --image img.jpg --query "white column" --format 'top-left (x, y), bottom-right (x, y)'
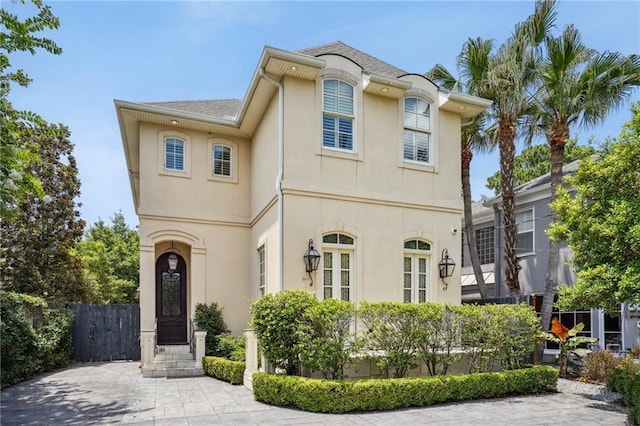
top-left (243, 328), bottom-right (259, 390)
top-left (194, 330), bottom-right (207, 368)
top-left (139, 244), bottom-right (156, 367)
top-left (190, 246), bottom-right (207, 319)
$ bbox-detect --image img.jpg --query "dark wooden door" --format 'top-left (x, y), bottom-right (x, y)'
top-left (156, 252), bottom-right (187, 344)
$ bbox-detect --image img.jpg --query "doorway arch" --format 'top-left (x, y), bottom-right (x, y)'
top-left (155, 252), bottom-right (187, 344)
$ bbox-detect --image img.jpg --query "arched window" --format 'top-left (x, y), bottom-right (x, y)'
top-left (164, 137), bottom-right (185, 171)
top-left (403, 97), bottom-right (432, 164)
top-left (323, 79), bottom-right (354, 151)
top-left (213, 144), bottom-right (232, 177)
top-left (322, 233), bottom-right (354, 301)
top-left (403, 239), bottom-right (431, 303)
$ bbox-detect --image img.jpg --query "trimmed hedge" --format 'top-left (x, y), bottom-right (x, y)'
top-left (630, 372), bottom-right (640, 425)
top-left (253, 365), bottom-right (557, 413)
top-left (203, 356), bottom-right (245, 385)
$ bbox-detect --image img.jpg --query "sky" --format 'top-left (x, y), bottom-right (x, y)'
top-left (7, 0), bottom-right (640, 229)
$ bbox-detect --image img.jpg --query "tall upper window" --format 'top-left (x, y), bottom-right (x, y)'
top-left (322, 233), bottom-right (354, 301)
top-left (516, 209), bottom-right (534, 255)
top-left (476, 227), bottom-right (495, 265)
top-left (323, 79), bottom-right (354, 151)
top-left (403, 239), bottom-right (431, 303)
top-left (258, 245), bottom-right (266, 297)
top-left (403, 97), bottom-right (432, 164)
top-left (213, 144), bottom-right (232, 177)
top-left (164, 137), bottom-right (185, 171)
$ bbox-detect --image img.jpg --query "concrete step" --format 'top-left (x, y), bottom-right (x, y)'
top-left (154, 353), bottom-right (194, 361)
top-left (152, 359), bottom-right (198, 369)
top-left (142, 366), bottom-right (205, 378)
top-left (156, 344), bottom-right (191, 355)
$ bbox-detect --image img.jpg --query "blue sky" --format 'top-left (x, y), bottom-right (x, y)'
top-left (8, 0), bottom-right (640, 228)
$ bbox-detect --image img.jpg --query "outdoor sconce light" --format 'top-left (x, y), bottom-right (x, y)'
top-left (303, 239), bottom-right (321, 286)
top-left (438, 248), bottom-right (456, 290)
top-left (168, 253), bottom-right (179, 272)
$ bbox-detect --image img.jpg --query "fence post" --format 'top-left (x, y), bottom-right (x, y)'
top-left (243, 328), bottom-right (259, 390)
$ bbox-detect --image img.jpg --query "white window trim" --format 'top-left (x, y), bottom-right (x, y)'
top-left (399, 92), bottom-right (437, 172)
top-left (158, 130), bottom-right (191, 178)
top-left (321, 232), bottom-right (355, 302)
top-left (516, 207), bottom-right (535, 257)
top-left (403, 239), bottom-right (432, 303)
top-left (208, 138), bottom-right (238, 184)
top-left (316, 70), bottom-right (363, 162)
top-left (257, 243), bottom-right (266, 298)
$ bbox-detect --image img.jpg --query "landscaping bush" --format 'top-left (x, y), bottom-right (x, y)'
top-left (1, 291), bottom-right (74, 389)
top-left (580, 350), bottom-right (622, 384)
top-left (251, 290), bottom-right (317, 375)
top-left (358, 302), bottom-right (421, 378)
top-left (195, 302), bottom-right (228, 356)
top-left (607, 357), bottom-right (640, 394)
top-left (217, 333), bottom-right (246, 362)
top-left (202, 356), bottom-right (245, 385)
top-left (629, 372), bottom-right (640, 425)
top-left (252, 365), bottom-right (557, 413)
top-left (487, 303), bottom-right (540, 370)
top-left (414, 303), bottom-right (463, 376)
top-left (299, 299), bottom-right (356, 379)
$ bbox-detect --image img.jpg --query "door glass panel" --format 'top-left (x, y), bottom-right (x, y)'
top-left (161, 272), bottom-right (181, 316)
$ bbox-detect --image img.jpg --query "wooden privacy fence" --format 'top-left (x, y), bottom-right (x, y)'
top-left (69, 304), bottom-right (140, 362)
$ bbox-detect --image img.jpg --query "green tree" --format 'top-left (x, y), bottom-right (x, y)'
top-left (464, 0), bottom-right (556, 293)
top-left (533, 24), bottom-right (640, 338)
top-left (485, 139), bottom-right (598, 194)
top-left (79, 212), bottom-right (140, 304)
top-left (1, 124), bottom-right (87, 303)
top-left (550, 105), bottom-right (640, 313)
top-left (1, 0), bottom-right (63, 222)
top-left (427, 57), bottom-right (495, 299)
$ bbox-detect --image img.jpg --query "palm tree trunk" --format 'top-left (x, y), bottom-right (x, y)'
top-left (499, 119), bottom-right (520, 294)
top-left (539, 120), bottom-right (569, 354)
top-left (462, 143), bottom-right (488, 299)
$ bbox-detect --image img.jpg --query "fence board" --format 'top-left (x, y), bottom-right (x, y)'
top-left (70, 304), bottom-right (140, 362)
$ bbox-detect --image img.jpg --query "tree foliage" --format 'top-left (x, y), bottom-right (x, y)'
top-left (1, 0), bottom-right (63, 222)
top-left (1, 124), bottom-right (87, 303)
top-left (550, 105), bottom-right (640, 313)
top-left (486, 139), bottom-right (598, 193)
top-left (79, 212), bottom-right (140, 304)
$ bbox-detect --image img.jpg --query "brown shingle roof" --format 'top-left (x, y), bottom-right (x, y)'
top-left (299, 41), bottom-right (408, 78)
top-left (144, 99), bottom-right (242, 119)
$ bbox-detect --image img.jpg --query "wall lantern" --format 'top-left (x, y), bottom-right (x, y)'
top-left (168, 253), bottom-right (179, 272)
top-left (438, 248), bottom-right (456, 290)
top-left (303, 239), bottom-right (321, 286)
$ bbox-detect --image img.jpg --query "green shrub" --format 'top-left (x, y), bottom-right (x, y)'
top-left (358, 302), bottom-right (421, 378)
top-left (299, 299), bottom-right (356, 379)
top-left (252, 366), bottom-right (557, 413)
top-left (202, 356), bottom-right (245, 385)
top-left (629, 372), bottom-right (640, 425)
top-left (251, 290), bottom-right (317, 375)
top-left (217, 333), bottom-right (245, 362)
top-left (414, 303), bottom-right (463, 376)
top-left (580, 350), bottom-right (622, 384)
top-left (487, 304), bottom-right (540, 370)
top-left (195, 302), bottom-right (228, 356)
top-left (607, 357), bottom-right (640, 394)
top-left (0, 291), bottom-right (74, 389)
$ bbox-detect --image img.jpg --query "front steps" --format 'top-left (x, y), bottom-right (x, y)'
top-left (142, 344), bottom-right (204, 378)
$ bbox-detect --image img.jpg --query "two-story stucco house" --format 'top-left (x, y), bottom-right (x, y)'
top-left (461, 160), bottom-right (640, 359)
top-left (115, 41), bottom-right (491, 376)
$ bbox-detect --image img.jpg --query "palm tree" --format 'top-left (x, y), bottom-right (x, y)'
top-left (465, 0), bottom-right (557, 294)
top-left (426, 62), bottom-right (494, 299)
top-left (534, 24), bottom-right (640, 335)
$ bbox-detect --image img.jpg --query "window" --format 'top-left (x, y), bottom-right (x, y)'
top-left (258, 245), bottom-right (266, 297)
top-left (516, 209), bottom-right (534, 254)
top-left (323, 79), bottom-right (354, 151)
top-left (213, 144), bottom-right (231, 177)
top-left (322, 233), bottom-right (354, 301)
top-left (476, 227), bottom-right (495, 264)
top-left (403, 97), bottom-right (432, 164)
top-left (403, 239), bottom-right (431, 303)
top-left (164, 137), bottom-right (185, 171)
top-left (545, 309), bottom-right (592, 351)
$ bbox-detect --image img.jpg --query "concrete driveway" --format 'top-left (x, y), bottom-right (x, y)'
top-left (0, 361), bottom-right (628, 425)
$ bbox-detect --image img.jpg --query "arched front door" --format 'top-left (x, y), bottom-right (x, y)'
top-left (156, 252), bottom-right (187, 344)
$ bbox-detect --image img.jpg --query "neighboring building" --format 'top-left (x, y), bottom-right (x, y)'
top-left (461, 160), bottom-right (640, 355)
top-left (115, 41), bottom-right (491, 374)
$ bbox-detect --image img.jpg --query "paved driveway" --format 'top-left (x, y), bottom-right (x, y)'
top-left (0, 361), bottom-right (628, 425)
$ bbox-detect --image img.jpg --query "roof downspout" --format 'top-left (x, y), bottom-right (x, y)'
top-left (259, 68), bottom-right (285, 292)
